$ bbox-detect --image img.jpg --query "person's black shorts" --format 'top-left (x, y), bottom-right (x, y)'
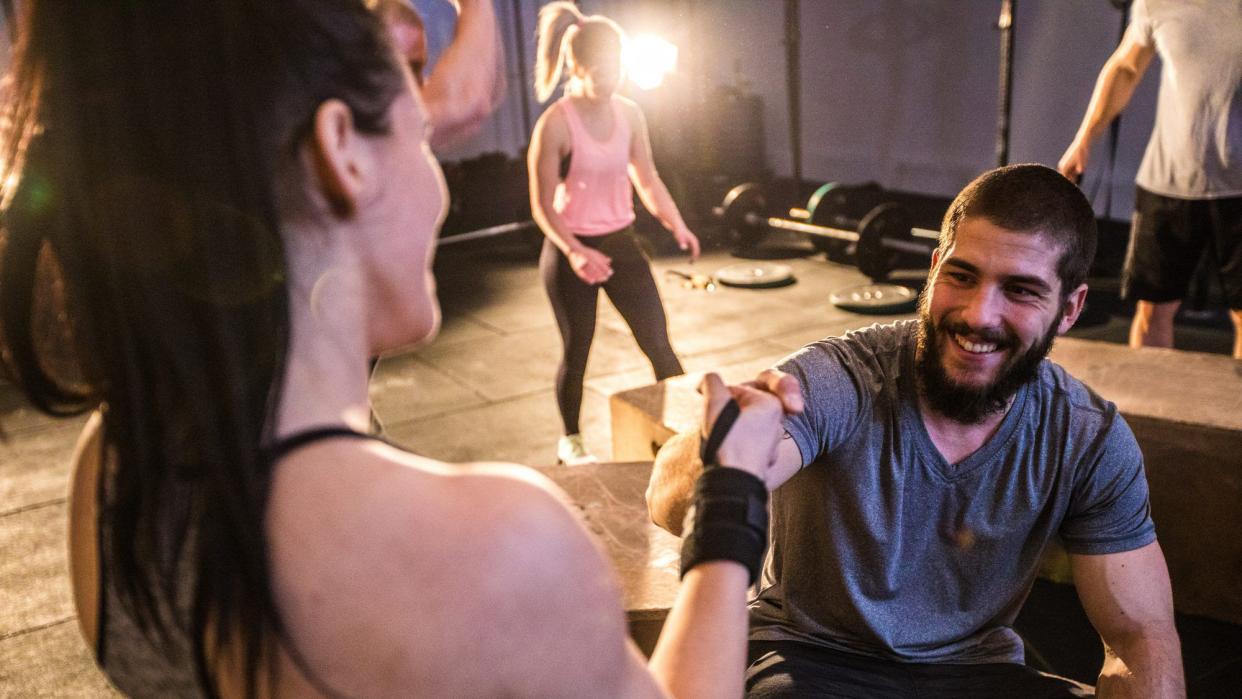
top-left (746, 639), bottom-right (1094, 698)
top-left (1122, 186), bottom-right (1242, 309)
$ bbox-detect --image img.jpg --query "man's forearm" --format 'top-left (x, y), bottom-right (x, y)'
top-left (1073, 64), bottom-right (1139, 147)
top-left (646, 431), bottom-right (702, 537)
top-left (1097, 633), bottom-right (1185, 698)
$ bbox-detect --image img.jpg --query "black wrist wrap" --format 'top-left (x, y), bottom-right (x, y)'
top-left (679, 398), bottom-right (770, 585)
top-left (680, 468), bottom-right (769, 585)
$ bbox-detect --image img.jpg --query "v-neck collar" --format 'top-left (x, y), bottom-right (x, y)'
top-left (898, 331), bottom-right (1030, 483)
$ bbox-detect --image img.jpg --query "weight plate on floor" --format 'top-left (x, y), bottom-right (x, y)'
top-left (829, 283), bottom-right (917, 314)
top-left (714, 262), bottom-right (796, 289)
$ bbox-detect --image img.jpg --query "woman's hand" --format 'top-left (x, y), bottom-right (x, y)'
top-left (673, 226), bottom-right (700, 262)
top-left (567, 246), bottom-right (613, 284)
top-left (698, 372), bottom-right (785, 482)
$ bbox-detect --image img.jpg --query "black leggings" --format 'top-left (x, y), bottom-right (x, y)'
top-left (540, 228), bottom-right (683, 435)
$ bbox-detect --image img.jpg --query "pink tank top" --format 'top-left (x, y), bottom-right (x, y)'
top-left (553, 97), bottom-right (636, 236)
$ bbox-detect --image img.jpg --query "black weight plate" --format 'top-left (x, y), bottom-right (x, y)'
top-left (829, 283), bottom-right (917, 314)
top-left (855, 203), bottom-right (911, 281)
top-left (718, 183), bottom-right (768, 250)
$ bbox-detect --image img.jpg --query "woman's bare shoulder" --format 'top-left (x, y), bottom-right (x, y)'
top-left (267, 443), bottom-right (653, 696)
top-left (533, 98), bottom-right (570, 132)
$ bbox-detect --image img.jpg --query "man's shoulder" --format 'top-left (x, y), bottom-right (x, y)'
top-left (1030, 358), bottom-right (1128, 457)
top-left (1036, 357), bottom-right (1116, 417)
top-left (781, 320), bottom-right (914, 372)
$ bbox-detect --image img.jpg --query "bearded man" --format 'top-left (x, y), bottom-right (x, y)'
top-left (646, 164), bottom-right (1185, 698)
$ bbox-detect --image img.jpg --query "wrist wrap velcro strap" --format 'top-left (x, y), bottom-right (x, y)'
top-left (680, 467), bottom-right (769, 586)
top-left (699, 398), bottom-right (741, 467)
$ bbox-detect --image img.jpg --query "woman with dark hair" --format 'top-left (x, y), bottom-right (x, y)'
top-left (529, 2), bottom-right (700, 466)
top-left (0, 1), bottom-right (785, 696)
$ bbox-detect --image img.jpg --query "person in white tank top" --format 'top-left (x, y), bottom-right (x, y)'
top-left (528, 2), bottom-right (702, 465)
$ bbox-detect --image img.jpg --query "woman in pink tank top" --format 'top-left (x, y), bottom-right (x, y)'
top-left (529, 2), bottom-right (701, 466)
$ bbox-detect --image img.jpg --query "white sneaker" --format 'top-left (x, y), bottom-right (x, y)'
top-left (557, 434), bottom-right (598, 466)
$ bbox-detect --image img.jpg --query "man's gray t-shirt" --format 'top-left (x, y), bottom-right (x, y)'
top-left (1129, 0), bottom-right (1242, 198)
top-left (749, 321), bottom-right (1156, 664)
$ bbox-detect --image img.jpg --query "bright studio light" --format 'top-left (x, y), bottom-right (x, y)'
top-left (625, 34), bottom-right (678, 90)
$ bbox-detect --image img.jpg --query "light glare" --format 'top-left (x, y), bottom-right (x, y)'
top-left (625, 34), bottom-right (678, 90)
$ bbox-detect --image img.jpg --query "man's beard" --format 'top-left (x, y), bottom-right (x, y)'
top-left (915, 299), bottom-right (1061, 424)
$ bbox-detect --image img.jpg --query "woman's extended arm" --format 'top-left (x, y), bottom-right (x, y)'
top-left (625, 102), bottom-right (699, 260)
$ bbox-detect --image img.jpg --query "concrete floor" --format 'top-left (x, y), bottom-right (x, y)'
top-left (1, 231), bottom-right (1236, 695)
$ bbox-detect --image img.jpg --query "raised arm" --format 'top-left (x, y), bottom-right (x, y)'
top-left (421, 0), bottom-right (503, 149)
top-left (1070, 543), bottom-right (1185, 698)
top-left (624, 101), bottom-right (699, 260)
top-left (527, 107), bottom-right (612, 284)
top-left (1058, 33), bottom-right (1155, 181)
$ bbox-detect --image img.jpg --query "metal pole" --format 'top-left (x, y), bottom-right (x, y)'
top-left (996, 0), bottom-right (1015, 167)
top-left (784, 0), bottom-right (803, 188)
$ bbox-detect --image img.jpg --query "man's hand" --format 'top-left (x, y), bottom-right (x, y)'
top-left (743, 368), bottom-right (804, 415)
top-left (1058, 140), bottom-right (1091, 183)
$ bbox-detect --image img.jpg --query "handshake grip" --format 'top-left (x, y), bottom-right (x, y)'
top-left (679, 398), bottom-right (770, 586)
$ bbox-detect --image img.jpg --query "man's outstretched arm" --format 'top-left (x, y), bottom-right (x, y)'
top-left (1071, 542), bottom-right (1185, 698)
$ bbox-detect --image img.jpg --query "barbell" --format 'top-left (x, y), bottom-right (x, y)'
top-left (715, 182), bottom-right (942, 281)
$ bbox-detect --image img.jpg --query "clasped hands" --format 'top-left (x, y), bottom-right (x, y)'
top-left (697, 369), bottom-right (803, 485)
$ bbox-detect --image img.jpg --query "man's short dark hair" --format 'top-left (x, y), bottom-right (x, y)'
top-left (940, 164), bottom-right (1098, 295)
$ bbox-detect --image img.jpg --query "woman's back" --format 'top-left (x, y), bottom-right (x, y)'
top-left (70, 414), bottom-right (654, 697)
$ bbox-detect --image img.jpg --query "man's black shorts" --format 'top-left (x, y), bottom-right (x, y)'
top-left (746, 639), bottom-right (1093, 698)
top-left (1122, 186), bottom-right (1242, 309)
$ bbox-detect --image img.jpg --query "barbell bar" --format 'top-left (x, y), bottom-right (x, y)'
top-left (436, 219), bottom-right (536, 247)
top-left (716, 182), bottom-right (941, 281)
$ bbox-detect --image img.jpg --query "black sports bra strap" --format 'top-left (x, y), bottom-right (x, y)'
top-left (262, 426), bottom-right (375, 464)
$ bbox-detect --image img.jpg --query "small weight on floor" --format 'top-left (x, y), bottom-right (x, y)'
top-left (714, 261), bottom-right (796, 289)
top-left (829, 283), bottom-right (918, 314)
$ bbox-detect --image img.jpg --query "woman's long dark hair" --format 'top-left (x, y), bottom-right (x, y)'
top-left (0, 2), bottom-right (404, 695)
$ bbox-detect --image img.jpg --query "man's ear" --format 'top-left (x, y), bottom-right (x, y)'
top-left (308, 99), bottom-right (371, 217)
top-left (1057, 283), bottom-right (1089, 334)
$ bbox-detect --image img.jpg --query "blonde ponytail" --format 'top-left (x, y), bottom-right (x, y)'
top-left (533, 1), bottom-right (583, 102)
